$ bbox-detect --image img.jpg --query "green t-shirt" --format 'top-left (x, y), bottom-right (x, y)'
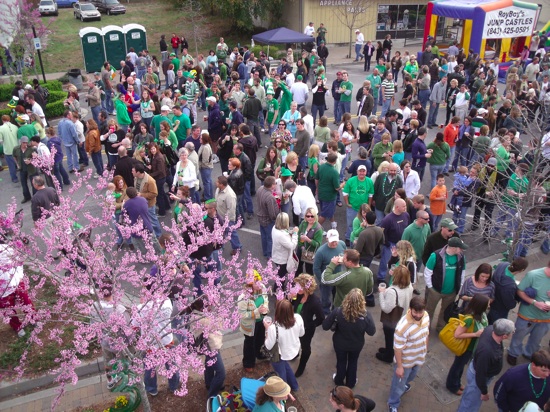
top-left (426, 252), bottom-right (461, 294)
top-left (308, 157), bottom-right (319, 179)
top-left (151, 115), bottom-right (172, 138)
top-left (367, 74), bottom-right (381, 98)
top-left (518, 268), bottom-right (550, 321)
top-left (463, 313), bottom-right (488, 351)
top-left (503, 173), bottom-right (528, 207)
top-left (317, 162), bottom-right (340, 201)
top-left (339, 80), bottom-right (353, 102)
top-left (375, 64), bottom-right (386, 75)
top-left (266, 98), bottom-right (279, 124)
top-left (402, 222), bottom-right (432, 263)
top-left (172, 113), bottom-right (192, 142)
top-left (171, 58), bottom-right (180, 72)
top-left (343, 176), bottom-right (374, 211)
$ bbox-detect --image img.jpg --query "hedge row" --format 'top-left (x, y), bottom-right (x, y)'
top-left (0, 80), bottom-right (63, 102)
top-left (0, 88), bottom-right (66, 118)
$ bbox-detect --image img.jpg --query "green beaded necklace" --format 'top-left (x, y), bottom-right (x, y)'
top-left (528, 364), bottom-right (547, 399)
top-left (381, 174), bottom-right (398, 198)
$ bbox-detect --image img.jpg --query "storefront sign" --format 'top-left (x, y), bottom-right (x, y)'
top-left (319, 0), bottom-right (352, 6)
top-left (483, 6), bottom-right (537, 39)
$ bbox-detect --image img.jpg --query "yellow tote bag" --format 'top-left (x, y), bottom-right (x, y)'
top-left (439, 314), bottom-right (474, 356)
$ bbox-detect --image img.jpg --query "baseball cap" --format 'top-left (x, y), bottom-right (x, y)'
top-left (477, 108), bottom-right (488, 115)
top-left (355, 29), bottom-right (360, 32)
top-left (440, 218), bottom-right (458, 230)
top-left (174, 89), bottom-right (181, 94)
top-left (336, 71), bottom-right (343, 75)
top-left (357, 165), bottom-right (367, 172)
top-left (448, 237), bottom-right (468, 250)
top-left (94, 72), bottom-right (100, 76)
top-left (130, 72), bottom-right (136, 76)
top-left (206, 96), bottom-right (217, 103)
top-left (296, 75), bottom-right (303, 81)
top-left (487, 157), bottom-right (497, 166)
top-left (280, 168), bottom-right (293, 177)
top-left (24, 84), bottom-right (32, 90)
top-left (160, 105), bottom-right (172, 112)
top-left (327, 229), bottom-right (339, 243)
top-left (20, 136), bottom-right (29, 143)
top-left (179, 95), bottom-right (188, 101)
top-left (170, 52), bottom-right (176, 57)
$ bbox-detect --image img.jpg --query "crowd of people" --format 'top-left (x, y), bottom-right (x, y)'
top-left (1, 28), bottom-right (550, 412)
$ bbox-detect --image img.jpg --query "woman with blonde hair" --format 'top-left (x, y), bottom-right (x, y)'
top-left (388, 240), bottom-right (417, 290)
top-left (376, 265), bottom-right (413, 364)
top-left (291, 274), bottom-right (324, 377)
top-left (296, 207), bottom-right (323, 274)
top-left (271, 212), bottom-right (299, 289)
top-left (356, 115), bottom-right (374, 150)
top-left (323, 288), bottom-right (375, 388)
top-left (370, 160), bottom-right (390, 184)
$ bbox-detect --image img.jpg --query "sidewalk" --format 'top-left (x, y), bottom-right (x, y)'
top-left (1, 249), bottom-right (547, 411)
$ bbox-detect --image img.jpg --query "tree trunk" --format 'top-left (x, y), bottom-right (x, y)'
top-left (349, 30), bottom-right (353, 60)
top-left (137, 379), bottom-right (152, 412)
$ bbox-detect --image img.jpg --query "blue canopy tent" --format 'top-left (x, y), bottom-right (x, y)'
top-left (252, 27), bottom-right (315, 56)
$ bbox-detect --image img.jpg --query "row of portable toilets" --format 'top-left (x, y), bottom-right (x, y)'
top-left (79, 24), bottom-right (148, 73)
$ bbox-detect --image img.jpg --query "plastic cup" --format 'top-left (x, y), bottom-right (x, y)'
top-left (203, 115), bottom-right (208, 121)
top-left (287, 407), bottom-right (298, 412)
top-left (379, 282), bottom-right (387, 289)
top-left (263, 316), bottom-right (272, 327)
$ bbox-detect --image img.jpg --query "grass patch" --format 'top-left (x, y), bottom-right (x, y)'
top-left (40, 0), bottom-right (245, 73)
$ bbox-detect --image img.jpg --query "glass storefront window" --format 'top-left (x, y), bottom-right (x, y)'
top-left (377, 4), bottom-right (426, 39)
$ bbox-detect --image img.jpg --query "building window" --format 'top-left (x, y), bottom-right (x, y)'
top-left (377, 4), bottom-right (427, 39)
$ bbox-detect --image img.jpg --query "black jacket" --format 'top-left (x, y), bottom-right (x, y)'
top-left (490, 263), bottom-right (518, 314)
top-left (292, 294), bottom-right (324, 337)
top-left (473, 326), bottom-right (504, 395)
top-left (322, 308), bottom-right (375, 352)
top-left (430, 246), bottom-right (465, 294)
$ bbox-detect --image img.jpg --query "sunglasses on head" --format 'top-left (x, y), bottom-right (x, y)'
top-left (331, 387), bottom-right (341, 404)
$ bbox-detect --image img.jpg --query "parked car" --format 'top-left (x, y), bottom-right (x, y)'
top-left (91, 0), bottom-right (126, 15)
top-left (73, 2), bottom-right (101, 21)
top-left (56, 0), bottom-right (78, 7)
top-left (38, 0), bottom-right (58, 16)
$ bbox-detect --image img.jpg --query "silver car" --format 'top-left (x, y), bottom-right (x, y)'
top-left (39, 0), bottom-right (58, 16)
top-left (73, 2), bottom-right (101, 21)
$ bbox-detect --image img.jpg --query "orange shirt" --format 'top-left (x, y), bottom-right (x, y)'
top-left (444, 124), bottom-right (459, 148)
top-left (429, 185), bottom-right (447, 216)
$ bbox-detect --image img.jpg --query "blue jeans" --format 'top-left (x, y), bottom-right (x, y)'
top-left (260, 222), bottom-right (274, 258)
top-left (457, 362), bottom-right (494, 412)
top-left (338, 100), bottom-right (351, 119)
top-left (454, 147), bottom-right (472, 169)
top-left (492, 206), bottom-right (517, 239)
top-left (388, 364), bottom-right (421, 408)
top-left (148, 205), bottom-right (162, 237)
top-left (508, 317), bottom-right (550, 359)
top-left (242, 180), bottom-right (253, 214)
top-left (200, 168), bottom-right (213, 200)
top-left (377, 242), bottom-right (395, 282)
top-left (452, 206), bottom-right (469, 234)
top-left (443, 146), bottom-right (455, 173)
top-left (113, 215), bottom-right (131, 246)
top-left (428, 101), bottom-right (440, 127)
top-left (429, 164), bottom-right (445, 190)
top-left (229, 221), bottom-right (242, 250)
top-left (380, 99), bottom-right (392, 118)
top-left (107, 153), bottom-right (118, 170)
top-left (540, 218), bottom-right (550, 254)
top-left (272, 360), bottom-right (299, 391)
top-left (104, 90), bottom-right (114, 113)
top-left (432, 214), bottom-right (443, 230)
top-left (374, 209), bottom-right (385, 226)
top-left (311, 104), bottom-right (325, 125)
top-left (446, 350), bottom-right (473, 392)
top-left (144, 363), bottom-right (180, 394)
top-left (90, 105), bottom-right (100, 125)
top-left (65, 144), bottom-right (79, 171)
top-left (345, 206), bottom-right (357, 241)
top-left (155, 177), bottom-right (168, 216)
top-left (205, 352), bottom-right (226, 398)
top-left (372, 93), bottom-right (379, 116)
top-left (418, 89), bottom-right (430, 110)
top-left (298, 156), bottom-right (308, 178)
top-left (515, 221), bottom-right (538, 258)
top-left (334, 347), bottom-right (361, 388)
top-left (77, 144), bottom-right (89, 166)
top-left (91, 151), bottom-right (104, 176)
top-left (4, 155), bottom-right (18, 182)
top-left (354, 44), bottom-right (363, 61)
top-left (52, 161), bottom-right (70, 188)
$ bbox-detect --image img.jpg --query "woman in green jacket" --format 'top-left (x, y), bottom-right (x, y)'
top-left (350, 203), bottom-right (371, 246)
top-left (372, 132), bottom-right (393, 170)
top-left (297, 207), bottom-right (323, 275)
top-left (427, 132), bottom-right (450, 189)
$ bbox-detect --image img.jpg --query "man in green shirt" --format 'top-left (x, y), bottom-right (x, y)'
top-left (150, 105), bottom-right (173, 139)
top-left (402, 210), bottom-right (432, 270)
top-left (342, 165), bottom-right (374, 245)
top-left (321, 249), bottom-right (373, 307)
top-left (170, 53), bottom-right (180, 72)
top-left (424, 237), bottom-right (467, 332)
top-left (184, 72), bottom-right (200, 126)
top-left (265, 88), bottom-right (279, 134)
top-left (506, 262), bottom-right (550, 366)
top-left (337, 71), bottom-right (353, 121)
top-left (317, 152), bottom-right (341, 225)
top-left (367, 68), bottom-right (382, 115)
top-left (171, 105), bottom-right (191, 149)
top-left (492, 163), bottom-right (529, 239)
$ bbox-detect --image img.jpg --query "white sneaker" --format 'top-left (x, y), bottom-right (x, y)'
top-left (93, 174), bottom-right (99, 179)
top-left (213, 154), bottom-right (219, 164)
top-left (18, 329), bottom-right (26, 338)
top-left (331, 222), bottom-right (337, 229)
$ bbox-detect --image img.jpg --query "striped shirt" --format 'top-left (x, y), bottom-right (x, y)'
top-left (394, 310), bottom-right (430, 368)
top-left (381, 79), bottom-right (395, 100)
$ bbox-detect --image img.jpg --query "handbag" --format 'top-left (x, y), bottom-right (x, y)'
top-left (439, 314), bottom-right (474, 356)
top-left (379, 288), bottom-right (404, 328)
top-left (330, 308), bottom-right (340, 332)
top-left (287, 250), bottom-right (299, 273)
top-left (300, 246), bottom-right (317, 265)
top-left (260, 325), bottom-right (280, 362)
top-left (443, 299), bottom-right (462, 323)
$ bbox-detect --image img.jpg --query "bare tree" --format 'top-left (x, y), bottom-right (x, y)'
top-left (186, 0), bottom-right (207, 57)
top-left (332, 0), bottom-right (376, 59)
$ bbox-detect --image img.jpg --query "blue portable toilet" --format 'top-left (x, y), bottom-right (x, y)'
top-left (102, 25), bottom-right (126, 70)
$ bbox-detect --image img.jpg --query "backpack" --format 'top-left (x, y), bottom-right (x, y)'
top-left (40, 86), bottom-right (50, 102)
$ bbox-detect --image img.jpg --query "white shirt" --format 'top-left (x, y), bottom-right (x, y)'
top-left (32, 102), bottom-right (46, 126)
top-left (455, 91), bottom-right (469, 107)
top-left (285, 72), bottom-right (295, 88)
top-left (133, 299), bottom-right (174, 347)
top-left (265, 315), bottom-right (305, 360)
top-left (542, 131), bottom-right (550, 159)
top-left (302, 114), bottom-right (314, 138)
top-left (271, 227), bottom-right (298, 265)
top-left (290, 82), bottom-right (309, 105)
top-left (74, 120), bottom-right (85, 143)
top-left (400, 169), bottom-right (421, 198)
top-left (0, 245), bottom-right (24, 298)
top-left (356, 32), bottom-right (364, 45)
top-left (399, 106), bottom-right (411, 124)
top-left (292, 185), bottom-right (317, 219)
top-left (304, 25), bottom-right (315, 36)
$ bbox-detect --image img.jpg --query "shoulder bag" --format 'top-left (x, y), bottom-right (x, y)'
top-left (260, 325), bottom-right (280, 362)
top-left (439, 314), bottom-right (474, 356)
top-left (300, 223), bottom-right (320, 265)
top-left (380, 288), bottom-right (404, 328)
top-left (287, 250), bottom-right (299, 273)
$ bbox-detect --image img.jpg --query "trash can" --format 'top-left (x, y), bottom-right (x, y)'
top-left (68, 68), bottom-right (83, 90)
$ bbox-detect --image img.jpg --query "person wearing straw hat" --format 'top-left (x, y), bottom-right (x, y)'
top-left (253, 376), bottom-right (295, 411)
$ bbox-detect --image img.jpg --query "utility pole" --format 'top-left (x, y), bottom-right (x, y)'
top-left (32, 25), bottom-right (47, 83)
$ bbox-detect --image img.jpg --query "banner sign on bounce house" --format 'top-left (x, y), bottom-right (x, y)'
top-left (483, 5), bottom-right (538, 38)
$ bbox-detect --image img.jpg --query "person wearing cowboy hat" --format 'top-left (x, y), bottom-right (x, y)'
top-left (254, 376), bottom-right (295, 411)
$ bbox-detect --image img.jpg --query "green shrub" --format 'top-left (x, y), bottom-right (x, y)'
top-left (0, 80), bottom-right (63, 102)
top-left (250, 45), bottom-right (280, 58)
top-left (0, 86), bottom-right (65, 119)
top-left (45, 100), bottom-right (66, 118)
